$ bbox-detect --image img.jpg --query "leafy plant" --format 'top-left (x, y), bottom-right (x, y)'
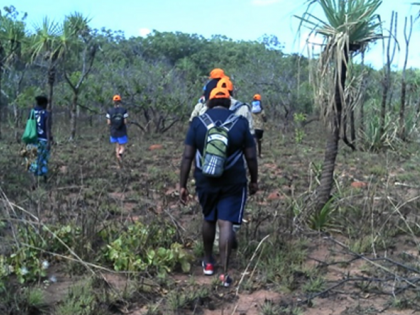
top-left (104, 221), bottom-right (193, 274)
top-left (293, 112), bottom-right (307, 144)
top-left (55, 282), bottom-right (97, 315)
top-left (302, 276), bottom-right (325, 293)
top-left (309, 197), bottom-right (336, 231)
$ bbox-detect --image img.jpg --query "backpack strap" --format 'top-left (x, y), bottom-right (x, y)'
top-left (221, 114), bottom-right (240, 131)
top-left (198, 113), bottom-right (215, 130)
top-left (225, 150), bottom-right (243, 170)
top-left (230, 101), bottom-right (251, 113)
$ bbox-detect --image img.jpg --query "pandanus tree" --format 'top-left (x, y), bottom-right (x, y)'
top-left (61, 12), bottom-right (97, 140)
top-left (31, 17), bottom-right (65, 111)
top-left (296, 0), bottom-right (383, 211)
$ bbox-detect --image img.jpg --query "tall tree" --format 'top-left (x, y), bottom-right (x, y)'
top-left (379, 11), bottom-right (398, 142)
top-left (61, 12), bottom-right (97, 140)
top-left (297, 0), bottom-right (383, 211)
top-left (398, 16), bottom-right (413, 140)
top-left (0, 6), bottom-right (27, 139)
top-left (31, 17), bottom-right (64, 111)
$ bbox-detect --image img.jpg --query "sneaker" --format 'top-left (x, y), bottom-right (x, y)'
top-left (219, 274), bottom-right (232, 287)
top-left (202, 261), bottom-right (214, 276)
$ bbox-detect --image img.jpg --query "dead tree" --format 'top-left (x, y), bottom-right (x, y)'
top-left (398, 15), bottom-right (413, 140)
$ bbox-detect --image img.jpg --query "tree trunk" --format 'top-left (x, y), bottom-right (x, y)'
top-left (342, 98), bottom-right (355, 151)
top-left (13, 103), bottom-right (21, 142)
top-left (47, 65), bottom-right (55, 111)
top-left (70, 92), bottom-right (78, 140)
top-left (379, 12), bottom-right (397, 142)
top-left (399, 16), bottom-right (413, 141)
top-left (315, 123), bottom-right (340, 210)
top-left (350, 106), bottom-right (356, 148)
top-left (379, 76), bottom-right (389, 138)
top-left (315, 57), bottom-right (347, 211)
top-left (399, 80), bottom-right (407, 140)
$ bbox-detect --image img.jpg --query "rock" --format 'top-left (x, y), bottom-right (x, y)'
top-left (148, 144), bottom-right (163, 151)
top-left (267, 191), bottom-right (282, 201)
top-left (351, 181), bottom-right (367, 189)
top-left (59, 166), bottom-right (68, 174)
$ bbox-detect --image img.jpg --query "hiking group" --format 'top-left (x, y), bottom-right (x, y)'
top-left (180, 68), bottom-right (265, 287)
top-left (22, 68), bottom-right (265, 287)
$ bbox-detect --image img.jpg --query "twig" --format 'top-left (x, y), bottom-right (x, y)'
top-left (236, 234), bottom-right (270, 296)
top-left (326, 235), bottom-right (419, 289)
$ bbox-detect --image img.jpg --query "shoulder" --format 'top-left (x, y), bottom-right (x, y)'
top-left (233, 114), bottom-right (249, 127)
top-left (191, 116), bottom-right (202, 128)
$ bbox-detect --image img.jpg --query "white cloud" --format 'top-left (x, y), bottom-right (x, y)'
top-left (251, 0), bottom-right (280, 6)
top-left (139, 28), bottom-right (151, 37)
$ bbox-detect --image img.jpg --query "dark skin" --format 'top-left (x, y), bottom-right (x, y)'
top-left (180, 104), bottom-right (258, 275)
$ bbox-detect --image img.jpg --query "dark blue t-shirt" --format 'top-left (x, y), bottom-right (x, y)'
top-left (185, 108), bottom-right (255, 188)
top-left (106, 107), bottom-right (128, 138)
top-left (33, 106), bottom-right (49, 141)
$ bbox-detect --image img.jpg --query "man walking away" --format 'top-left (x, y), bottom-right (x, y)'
top-left (106, 95), bottom-right (128, 168)
top-left (180, 87), bottom-right (258, 287)
top-left (28, 95), bottom-right (52, 184)
top-left (251, 94), bottom-right (266, 158)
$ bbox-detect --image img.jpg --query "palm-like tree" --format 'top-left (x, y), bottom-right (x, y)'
top-left (31, 17), bottom-right (64, 111)
top-left (296, 0), bottom-right (383, 211)
top-left (61, 13), bottom-right (97, 140)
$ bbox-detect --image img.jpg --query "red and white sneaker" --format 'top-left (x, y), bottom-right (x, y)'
top-left (219, 274), bottom-right (232, 287)
top-left (202, 261), bottom-right (214, 276)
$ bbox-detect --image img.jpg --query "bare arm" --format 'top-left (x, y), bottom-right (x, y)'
top-left (180, 145), bottom-right (195, 189)
top-left (244, 146), bottom-right (258, 184)
top-left (179, 144), bottom-right (195, 203)
top-left (244, 146), bottom-right (258, 194)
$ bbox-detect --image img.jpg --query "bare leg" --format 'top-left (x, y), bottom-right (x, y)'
top-left (115, 143), bottom-right (120, 158)
top-left (218, 219), bottom-right (234, 274)
top-left (115, 144), bottom-right (123, 168)
top-left (202, 219), bottom-right (216, 264)
top-left (118, 144), bottom-right (125, 156)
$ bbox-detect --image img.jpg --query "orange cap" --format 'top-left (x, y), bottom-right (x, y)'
top-left (253, 94), bottom-right (261, 101)
top-left (210, 87), bottom-right (230, 100)
top-left (209, 68), bottom-right (225, 79)
top-left (113, 95), bottom-right (121, 101)
top-left (218, 76), bottom-right (234, 92)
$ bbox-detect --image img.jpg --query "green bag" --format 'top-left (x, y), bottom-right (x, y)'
top-left (22, 109), bottom-right (38, 144)
top-left (198, 113), bottom-right (240, 177)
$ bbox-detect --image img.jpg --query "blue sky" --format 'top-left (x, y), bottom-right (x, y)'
top-left (8, 0), bottom-right (420, 69)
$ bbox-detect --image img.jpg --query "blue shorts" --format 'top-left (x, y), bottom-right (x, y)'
top-left (110, 135), bottom-right (128, 144)
top-left (196, 184), bottom-right (247, 224)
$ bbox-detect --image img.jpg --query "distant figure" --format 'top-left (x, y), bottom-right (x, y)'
top-left (28, 95), bottom-right (52, 183)
top-left (251, 94), bottom-right (266, 158)
top-left (106, 95), bottom-right (128, 168)
top-left (180, 87), bottom-right (258, 287)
